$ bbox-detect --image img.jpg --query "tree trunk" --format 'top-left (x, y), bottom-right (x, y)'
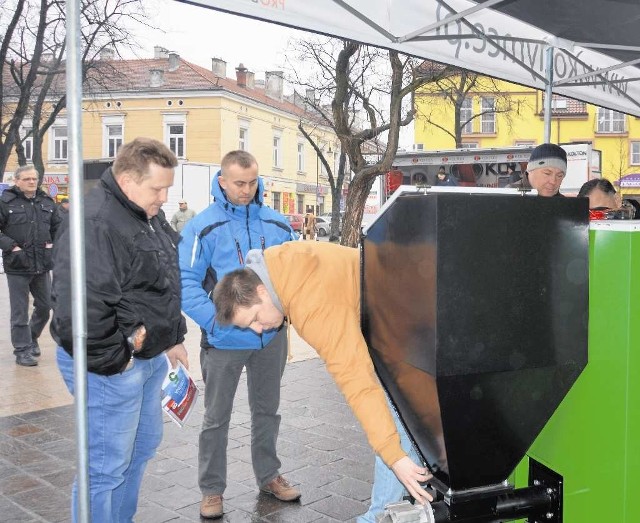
top-left (340, 173), bottom-right (376, 248)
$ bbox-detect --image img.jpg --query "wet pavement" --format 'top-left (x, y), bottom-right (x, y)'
top-left (0, 271), bottom-right (377, 522)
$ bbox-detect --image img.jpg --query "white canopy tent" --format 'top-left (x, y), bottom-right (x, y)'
top-left (180, 0), bottom-right (640, 117)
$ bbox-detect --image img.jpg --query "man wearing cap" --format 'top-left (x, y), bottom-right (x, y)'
top-left (171, 199), bottom-right (196, 233)
top-left (507, 143), bottom-right (567, 197)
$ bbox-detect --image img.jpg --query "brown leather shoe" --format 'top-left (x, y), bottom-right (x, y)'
top-left (200, 494), bottom-right (223, 519)
top-left (260, 475), bottom-right (301, 501)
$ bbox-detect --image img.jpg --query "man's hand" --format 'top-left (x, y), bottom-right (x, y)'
top-left (390, 456), bottom-right (434, 505)
top-left (166, 343), bottom-right (189, 370)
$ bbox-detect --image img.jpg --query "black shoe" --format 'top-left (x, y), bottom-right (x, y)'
top-left (31, 344), bottom-right (41, 357)
top-left (16, 352), bottom-right (38, 367)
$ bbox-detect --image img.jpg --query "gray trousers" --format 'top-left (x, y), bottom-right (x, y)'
top-left (6, 272), bottom-right (51, 355)
top-left (198, 327), bottom-right (288, 495)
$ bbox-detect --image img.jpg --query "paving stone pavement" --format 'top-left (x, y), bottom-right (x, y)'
top-left (0, 357), bottom-right (378, 522)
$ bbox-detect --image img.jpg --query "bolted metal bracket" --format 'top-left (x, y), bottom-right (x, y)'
top-left (528, 458), bottom-right (563, 523)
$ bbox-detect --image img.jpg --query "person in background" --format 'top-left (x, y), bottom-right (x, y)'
top-left (304, 208), bottom-right (316, 240)
top-left (507, 143), bottom-right (566, 197)
top-left (212, 242), bottom-right (434, 522)
top-left (0, 166), bottom-right (61, 366)
top-left (435, 166), bottom-right (457, 186)
top-left (577, 178), bottom-right (640, 218)
top-left (178, 150), bottom-right (297, 520)
top-left (171, 199), bottom-right (196, 233)
top-left (59, 197), bottom-right (70, 213)
top-left (51, 137), bottom-right (189, 522)
top-left (507, 163), bottom-right (521, 185)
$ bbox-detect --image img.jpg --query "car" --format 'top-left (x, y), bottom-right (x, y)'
top-left (315, 216), bottom-right (331, 237)
top-left (285, 213), bottom-right (304, 233)
top-left (316, 214), bottom-right (343, 236)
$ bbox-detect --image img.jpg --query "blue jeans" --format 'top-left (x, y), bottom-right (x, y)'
top-left (357, 399), bottom-right (422, 523)
top-left (57, 346), bottom-right (168, 523)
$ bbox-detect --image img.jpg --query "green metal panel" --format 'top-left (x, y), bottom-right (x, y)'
top-left (514, 222), bottom-right (640, 522)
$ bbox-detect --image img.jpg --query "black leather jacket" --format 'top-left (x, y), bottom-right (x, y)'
top-left (0, 186), bottom-right (61, 274)
top-left (50, 168), bottom-right (187, 375)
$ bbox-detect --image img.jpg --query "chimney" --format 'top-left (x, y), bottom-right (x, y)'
top-left (154, 45), bottom-right (169, 59)
top-left (305, 88), bottom-right (316, 105)
top-left (211, 58), bottom-right (227, 78)
top-left (149, 68), bottom-right (164, 87)
top-left (236, 63), bottom-right (248, 88)
top-left (168, 52), bottom-right (180, 72)
top-left (100, 47), bottom-right (115, 61)
top-left (246, 71), bottom-right (255, 89)
top-left (265, 70), bottom-right (284, 101)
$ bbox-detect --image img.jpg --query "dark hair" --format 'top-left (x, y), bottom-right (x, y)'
top-left (213, 268), bottom-right (263, 324)
top-left (221, 150), bottom-right (258, 171)
top-left (113, 137), bottom-right (178, 182)
top-left (577, 178), bottom-right (616, 199)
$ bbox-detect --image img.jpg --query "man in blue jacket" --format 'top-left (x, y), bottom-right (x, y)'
top-left (178, 150), bottom-right (297, 519)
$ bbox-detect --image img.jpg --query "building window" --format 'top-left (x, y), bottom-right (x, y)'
top-left (597, 108), bottom-right (625, 133)
top-left (480, 97), bottom-right (496, 133)
top-left (273, 133), bottom-right (282, 168)
top-left (272, 191), bottom-right (281, 212)
top-left (105, 125), bottom-right (123, 158)
top-left (239, 128), bottom-right (248, 151)
top-left (631, 142), bottom-right (640, 165)
top-left (52, 126), bottom-right (68, 160)
top-left (163, 112), bottom-right (187, 158)
top-left (461, 97), bottom-right (473, 134)
top-left (460, 142), bottom-right (479, 149)
top-left (297, 142), bottom-right (305, 172)
top-left (168, 124), bottom-right (185, 158)
top-left (102, 115), bottom-right (125, 158)
top-left (297, 194), bottom-right (304, 214)
top-left (20, 128), bottom-right (33, 161)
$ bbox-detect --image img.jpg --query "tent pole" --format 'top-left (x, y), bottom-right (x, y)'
top-left (544, 46), bottom-right (554, 143)
top-left (65, 0), bottom-right (90, 521)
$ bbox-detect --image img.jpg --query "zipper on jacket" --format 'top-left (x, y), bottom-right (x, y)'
top-left (235, 239), bottom-right (244, 265)
top-left (244, 207), bottom-right (253, 250)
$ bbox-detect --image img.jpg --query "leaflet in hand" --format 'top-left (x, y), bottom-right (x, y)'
top-left (161, 356), bottom-right (199, 427)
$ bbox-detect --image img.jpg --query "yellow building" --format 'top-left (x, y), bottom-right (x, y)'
top-left (4, 46), bottom-right (339, 214)
top-left (414, 74), bottom-right (640, 195)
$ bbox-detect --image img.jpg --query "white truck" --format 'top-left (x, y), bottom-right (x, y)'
top-left (164, 162), bottom-right (220, 219)
top-left (387, 143), bottom-right (601, 197)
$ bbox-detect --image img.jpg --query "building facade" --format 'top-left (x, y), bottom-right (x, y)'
top-left (414, 76), bottom-right (640, 195)
top-left (4, 46), bottom-right (340, 214)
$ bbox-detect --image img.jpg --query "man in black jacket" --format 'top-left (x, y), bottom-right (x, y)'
top-left (0, 166), bottom-right (61, 366)
top-left (51, 137), bottom-right (189, 522)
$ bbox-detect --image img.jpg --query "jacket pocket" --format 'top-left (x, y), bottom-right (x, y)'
top-left (43, 247), bottom-right (54, 271)
top-left (4, 249), bottom-right (30, 271)
top-left (7, 207), bottom-right (28, 224)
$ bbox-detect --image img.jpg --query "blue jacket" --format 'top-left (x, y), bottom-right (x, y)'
top-left (178, 171), bottom-right (295, 349)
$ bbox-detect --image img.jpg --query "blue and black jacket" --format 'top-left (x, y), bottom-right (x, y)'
top-left (178, 171), bottom-right (295, 350)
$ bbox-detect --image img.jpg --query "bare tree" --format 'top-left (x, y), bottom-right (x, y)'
top-left (415, 63), bottom-right (520, 147)
top-left (0, 0), bottom-right (150, 181)
top-left (288, 38), bottom-right (440, 247)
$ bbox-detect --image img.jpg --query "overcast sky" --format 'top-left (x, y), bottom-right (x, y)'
top-left (137, 1), bottom-right (309, 76)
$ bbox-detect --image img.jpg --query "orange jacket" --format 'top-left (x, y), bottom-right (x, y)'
top-left (264, 242), bottom-right (405, 467)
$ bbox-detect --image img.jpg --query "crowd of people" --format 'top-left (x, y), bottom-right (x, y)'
top-left (0, 138), bottom-right (637, 522)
